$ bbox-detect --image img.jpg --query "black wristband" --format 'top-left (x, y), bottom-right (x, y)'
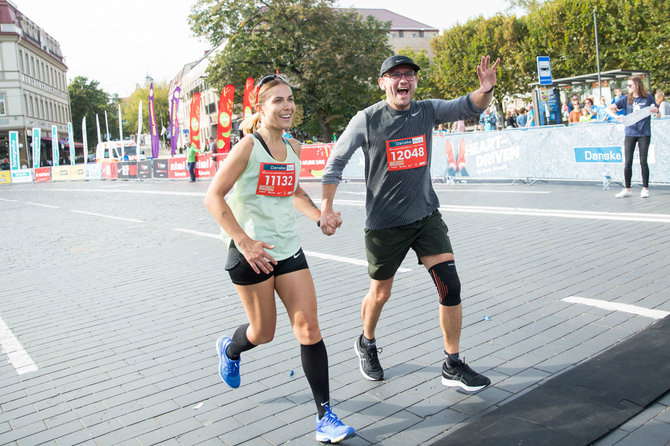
top-left (484, 85), bottom-right (495, 94)
top-left (316, 219), bottom-right (321, 228)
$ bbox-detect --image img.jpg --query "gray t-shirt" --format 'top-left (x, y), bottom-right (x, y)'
top-left (322, 95), bottom-right (483, 229)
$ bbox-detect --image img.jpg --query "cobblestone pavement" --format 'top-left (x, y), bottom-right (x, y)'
top-left (1, 179), bottom-right (669, 445)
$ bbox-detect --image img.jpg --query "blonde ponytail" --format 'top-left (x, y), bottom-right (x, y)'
top-left (240, 112), bottom-right (262, 135)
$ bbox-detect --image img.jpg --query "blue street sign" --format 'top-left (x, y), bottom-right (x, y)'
top-left (537, 56), bottom-right (552, 85)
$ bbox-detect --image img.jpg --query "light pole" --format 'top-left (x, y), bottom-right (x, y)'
top-left (593, 8), bottom-right (602, 97)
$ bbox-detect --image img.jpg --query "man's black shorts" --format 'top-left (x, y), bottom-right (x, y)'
top-left (364, 209), bottom-right (453, 280)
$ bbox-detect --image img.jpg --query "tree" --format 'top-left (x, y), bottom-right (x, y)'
top-left (431, 14), bottom-right (530, 115)
top-left (121, 82), bottom-right (170, 144)
top-left (68, 77), bottom-right (119, 147)
top-left (189, 0), bottom-right (391, 141)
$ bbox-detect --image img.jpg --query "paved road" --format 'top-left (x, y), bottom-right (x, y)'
top-left (1, 179), bottom-right (669, 445)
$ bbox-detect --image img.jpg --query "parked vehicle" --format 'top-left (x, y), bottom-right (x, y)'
top-left (95, 140), bottom-right (147, 162)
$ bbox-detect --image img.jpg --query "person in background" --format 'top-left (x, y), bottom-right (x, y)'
top-left (655, 90), bottom-right (670, 118)
top-left (479, 107), bottom-right (497, 131)
top-left (204, 74), bottom-right (355, 443)
top-left (525, 104), bottom-right (535, 127)
top-left (207, 136), bottom-right (218, 161)
top-left (186, 143), bottom-right (202, 182)
top-left (582, 98), bottom-right (597, 120)
top-left (611, 88), bottom-right (625, 116)
top-left (505, 110), bottom-right (517, 128)
top-left (321, 54), bottom-right (498, 392)
top-left (569, 98), bottom-right (582, 124)
top-left (516, 107), bottom-right (527, 127)
top-left (597, 97), bottom-right (614, 121)
top-left (610, 76), bottom-right (658, 198)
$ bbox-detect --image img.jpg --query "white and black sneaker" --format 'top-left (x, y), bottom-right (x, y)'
top-left (354, 334), bottom-right (384, 381)
top-left (441, 360), bottom-right (490, 392)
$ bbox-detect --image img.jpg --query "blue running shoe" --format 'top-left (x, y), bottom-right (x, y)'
top-left (216, 336), bottom-right (240, 388)
top-left (315, 405), bottom-right (356, 443)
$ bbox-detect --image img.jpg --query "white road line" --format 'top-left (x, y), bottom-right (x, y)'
top-left (173, 228), bottom-right (220, 239)
top-left (432, 188), bottom-right (551, 194)
top-left (0, 316), bottom-right (38, 375)
top-left (303, 250), bottom-right (411, 272)
top-left (43, 188), bottom-right (205, 197)
top-left (71, 210), bottom-right (144, 223)
top-left (171, 228), bottom-right (411, 271)
top-left (562, 296), bottom-right (670, 319)
top-left (0, 197), bottom-right (19, 202)
top-left (24, 201), bottom-right (60, 209)
top-left (439, 205), bottom-right (670, 223)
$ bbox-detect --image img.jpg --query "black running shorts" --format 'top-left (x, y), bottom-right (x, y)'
top-left (364, 209), bottom-right (453, 280)
top-left (225, 243), bottom-right (309, 285)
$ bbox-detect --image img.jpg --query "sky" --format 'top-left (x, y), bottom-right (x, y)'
top-left (17, 0), bottom-right (512, 98)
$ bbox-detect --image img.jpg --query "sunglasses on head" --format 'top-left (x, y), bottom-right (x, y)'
top-left (258, 74), bottom-right (288, 89)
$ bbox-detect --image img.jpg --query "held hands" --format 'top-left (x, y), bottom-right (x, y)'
top-left (476, 55), bottom-right (500, 93)
top-left (319, 209), bottom-right (342, 236)
top-left (237, 238), bottom-right (277, 274)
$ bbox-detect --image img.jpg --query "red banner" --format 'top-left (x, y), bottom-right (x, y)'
top-left (242, 77), bottom-right (255, 119)
top-left (189, 92), bottom-right (202, 149)
top-left (34, 167), bottom-right (51, 183)
top-left (168, 158), bottom-right (189, 179)
top-left (101, 161), bottom-right (118, 180)
top-left (299, 143), bottom-right (334, 178)
top-left (195, 154), bottom-right (216, 178)
top-left (217, 85), bottom-right (235, 155)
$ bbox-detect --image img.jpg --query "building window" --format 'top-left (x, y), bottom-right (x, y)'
top-left (0, 93), bottom-right (6, 115)
top-left (398, 31), bottom-right (404, 38)
top-left (411, 33), bottom-right (417, 38)
top-left (419, 31), bottom-right (424, 37)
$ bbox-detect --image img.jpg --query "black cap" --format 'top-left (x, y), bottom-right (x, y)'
top-left (379, 55), bottom-right (420, 77)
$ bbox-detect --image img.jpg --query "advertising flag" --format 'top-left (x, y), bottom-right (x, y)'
top-left (82, 117), bottom-right (88, 163)
top-left (118, 103), bottom-right (123, 141)
top-left (51, 125), bottom-right (59, 166)
top-left (189, 92), bottom-right (202, 149)
top-left (217, 85), bottom-right (235, 154)
top-left (170, 87), bottom-right (181, 156)
top-left (149, 83), bottom-right (160, 158)
top-left (9, 131), bottom-right (19, 170)
top-left (32, 127), bottom-right (41, 169)
top-left (104, 110), bottom-right (110, 141)
top-left (242, 77), bottom-right (254, 119)
top-left (137, 100), bottom-right (143, 159)
top-left (67, 122), bottom-right (75, 165)
top-left (95, 114), bottom-right (102, 145)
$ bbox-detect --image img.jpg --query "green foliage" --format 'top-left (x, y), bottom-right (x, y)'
top-left (68, 77), bottom-right (119, 147)
top-left (190, 0), bottom-right (391, 140)
top-left (431, 13), bottom-right (530, 113)
top-left (122, 82), bottom-right (170, 142)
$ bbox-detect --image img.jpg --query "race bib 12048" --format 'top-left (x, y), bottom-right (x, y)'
top-left (386, 136), bottom-right (427, 171)
top-left (256, 162), bottom-right (295, 196)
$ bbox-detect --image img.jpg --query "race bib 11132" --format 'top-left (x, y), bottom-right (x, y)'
top-left (256, 162), bottom-right (295, 196)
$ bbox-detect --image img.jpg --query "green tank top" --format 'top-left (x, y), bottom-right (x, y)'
top-left (222, 134), bottom-right (301, 261)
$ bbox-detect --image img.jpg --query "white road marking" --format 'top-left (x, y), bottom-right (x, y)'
top-left (24, 201), bottom-right (60, 209)
top-left (439, 205), bottom-right (670, 223)
top-left (562, 296), bottom-right (670, 319)
top-left (71, 210), bottom-right (144, 223)
top-left (172, 228), bottom-right (411, 272)
top-left (0, 316), bottom-right (38, 375)
top-left (0, 197), bottom-right (19, 202)
top-left (303, 250), bottom-right (411, 272)
top-left (173, 228), bottom-right (219, 239)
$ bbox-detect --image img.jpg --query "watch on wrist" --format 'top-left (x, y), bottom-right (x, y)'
top-left (484, 85), bottom-right (495, 94)
top-left (317, 219), bottom-right (321, 228)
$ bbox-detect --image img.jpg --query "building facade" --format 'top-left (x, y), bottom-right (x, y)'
top-left (351, 9), bottom-right (439, 58)
top-left (0, 0), bottom-right (70, 169)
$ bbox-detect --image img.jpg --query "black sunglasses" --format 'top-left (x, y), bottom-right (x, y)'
top-left (258, 74), bottom-right (289, 89)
